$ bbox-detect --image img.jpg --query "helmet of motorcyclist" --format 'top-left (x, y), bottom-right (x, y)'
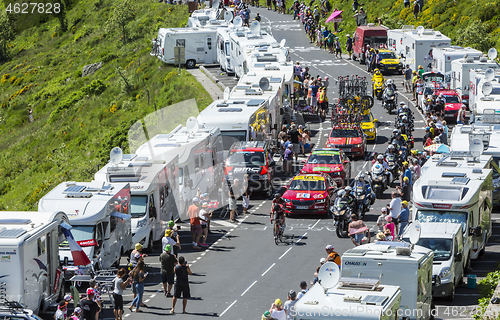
top-left (392, 129), bottom-right (399, 135)
top-left (345, 186), bottom-right (352, 193)
top-left (386, 79), bottom-right (393, 85)
top-left (388, 144), bottom-right (395, 150)
top-left (403, 105), bottom-right (409, 110)
top-left (374, 68), bottom-right (380, 73)
top-left (273, 204), bottom-right (281, 212)
top-left (377, 154), bottom-right (384, 160)
top-left (338, 189), bottom-right (346, 197)
top-left (399, 101), bottom-right (405, 106)
top-left (359, 173), bottom-right (365, 179)
top-left (402, 115), bottom-right (408, 121)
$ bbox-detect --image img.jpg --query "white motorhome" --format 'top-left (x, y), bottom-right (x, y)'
top-left (400, 27), bottom-right (451, 73)
top-left (151, 27), bottom-right (225, 68)
top-left (217, 27), bottom-right (235, 74)
top-left (294, 264), bottom-right (401, 320)
top-left (238, 43), bottom-right (290, 78)
top-left (412, 166), bottom-right (493, 261)
top-left (197, 97), bottom-right (271, 150)
top-left (341, 242), bottom-right (434, 320)
top-left (468, 68), bottom-right (500, 114)
top-left (431, 46), bottom-right (482, 75)
top-left (38, 181), bottom-right (132, 271)
top-left (387, 25), bottom-right (414, 58)
top-left (450, 56), bottom-right (499, 105)
top-left (134, 122), bottom-right (224, 219)
top-left (0, 211), bottom-right (69, 313)
top-left (95, 153), bottom-right (178, 251)
top-left (402, 223), bottom-right (464, 301)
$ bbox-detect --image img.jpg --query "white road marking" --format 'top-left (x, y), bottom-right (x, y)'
top-left (296, 232), bottom-right (307, 243)
top-left (150, 294), bottom-right (156, 298)
top-left (144, 299), bottom-right (150, 303)
top-left (197, 257), bottom-right (201, 260)
top-left (262, 263), bottom-right (276, 276)
top-left (124, 314), bottom-right (130, 318)
top-left (241, 280), bottom-right (258, 296)
top-left (219, 299), bottom-right (238, 317)
top-left (279, 247), bottom-right (293, 259)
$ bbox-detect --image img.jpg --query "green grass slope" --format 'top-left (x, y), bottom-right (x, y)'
top-left (0, 0), bottom-right (213, 210)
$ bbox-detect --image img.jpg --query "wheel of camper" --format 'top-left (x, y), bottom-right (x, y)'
top-left (186, 59), bottom-right (196, 69)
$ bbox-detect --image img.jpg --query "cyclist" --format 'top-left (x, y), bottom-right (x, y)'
top-left (271, 194), bottom-right (285, 222)
top-left (272, 204), bottom-right (286, 237)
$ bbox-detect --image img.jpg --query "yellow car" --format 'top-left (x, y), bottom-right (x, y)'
top-left (377, 49), bottom-right (403, 74)
top-left (360, 110), bottom-right (378, 141)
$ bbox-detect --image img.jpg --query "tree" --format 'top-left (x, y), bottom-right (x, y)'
top-left (0, 11), bottom-right (15, 61)
top-left (106, 0), bottom-right (135, 45)
top-left (55, 0), bottom-right (68, 32)
top-left (455, 19), bottom-right (495, 53)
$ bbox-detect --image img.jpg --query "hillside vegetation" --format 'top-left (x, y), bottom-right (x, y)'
top-left (0, 0), bottom-right (212, 210)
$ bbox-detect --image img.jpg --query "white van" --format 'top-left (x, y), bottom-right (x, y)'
top-left (95, 153), bottom-right (178, 251)
top-left (412, 166), bottom-right (493, 262)
top-left (341, 242), bottom-right (434, 320)
top-left (38, 181), bottom-right (132, 272)
top-left (401, 27), bottom-right (451, 72)
top-left (387, 25), bottom-right (414, 58)
top-left (217, 27), bottom-right (235, 74)
top-left (431, 47), bottom-right (482, 74)
top-left (402, 223), bottom-right (464, 301)
top-left (0, 211), bottom-right (69, 313)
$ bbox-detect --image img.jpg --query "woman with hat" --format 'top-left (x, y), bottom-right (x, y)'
top-left (130, 243), bottom-right (147, 269)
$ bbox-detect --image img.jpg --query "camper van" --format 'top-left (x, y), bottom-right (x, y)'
top-left (94, 153), bottom-right (178, 251)
top-left (450, 57), bottom-right (499, 105)
top-left (134, 123), bottom-right (224, 219)
top-left (341, 242), bottom-right (434, 320)
top-left (387, 25), bottom-right (414, 58)
top-left (431, 47), bottom-right (483, 75)
top-left (217, 27), bottom-right (235, 74)
top-left (412, 166), bottom-right (493, 261)
top-left (402, 223), bottom-right (464, 301)
top-left (38, 181), bottom-right (132, 271)
top-left (0, 211), bottom-right (69, 313)
top-left (151, 27), bottom-right (224, 68)
top-left (468, 68), bottom-right (500, 114)
top-left (237, 43), bottom-right (290, 78)
top-left (353, 24), bottom-right (388, 63)
top-left (400, 27), bottom-right (451, 72)
top-left (294, 263), bottom-right (402, 320)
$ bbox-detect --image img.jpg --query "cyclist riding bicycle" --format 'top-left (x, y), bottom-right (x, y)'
top-left (271, 194), bottom-right (285, 221)
top-left (272, 204), bottom-right (286, 236)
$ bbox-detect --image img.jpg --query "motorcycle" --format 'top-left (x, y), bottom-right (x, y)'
top-left (382, 88), bottom-right (397, 113)
top-left (353, 183), bottom-right (372, 218)
top-left (370, 163), bottom-right (387, 198)
top-left (385, 153), bottom-right (400, 185)
top-left (332, 196), bottom-right (354, 238)
top-left (372, 79), bottom-right (385, 100)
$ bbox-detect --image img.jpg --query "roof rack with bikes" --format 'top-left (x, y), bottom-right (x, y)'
top-left (332, 75), bottom-right (374, 126)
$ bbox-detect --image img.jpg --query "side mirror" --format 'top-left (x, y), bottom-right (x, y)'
top-left (455, 252), bottom-right (463, 262)
top-left (373, 119), bottom-right (378, 122)
top-left (469, 226), bottom-right (482, 237)
top-left (187, 179), bottom-right (194, 188)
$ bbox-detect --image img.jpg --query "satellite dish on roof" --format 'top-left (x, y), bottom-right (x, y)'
top-left (224, 10), bottom-right (233, 22)
top-left (223, 87), bottom-right (230, 101)
top-left (259, 77), bottom-right (270, 91)
top-left (110, 147), bottom-right (124, 166)
top-left (408, 221), bottom-right (421, 245)
top-left (488, 48), bottom-right (498, 60)
top-left (317, 262), bottom-right (340, 292)
top-left (233, 16), bottom-right (243, 28)
top-left (416, 26), bottom-right (425, 35)
top-left (469, 138), bottom-right (484, 158)
top-left (250, 21), bottom-right (261, 34)
top-left (485, 68), bottom-right (495, 81)
top-left (482, 81), bottom-right (493, 96)
top-left (186, 116), bottom-right (199, 134)
top-left (280, 39), bottom-right (286, 48)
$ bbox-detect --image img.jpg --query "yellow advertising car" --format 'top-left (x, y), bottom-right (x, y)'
top-left (377, 49), bottom-right (403, 74)
top-left (360, 110), bottom-right (378, 141)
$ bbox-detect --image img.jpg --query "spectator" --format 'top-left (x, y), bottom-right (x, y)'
top-left (389, 192), bottom-right (402, 235)
top-left (129, 243), bottom-right (147, 269)
top-left (438, 127), bottom-right (448, 145)
top-left (404, 65), bottom-right (413, 93)
top-left (80, 289), bottom-right (100, 320)
top-left (189, 198), bottom-right (202, 248)
top-left (384, 228), bottom-right (394, 241)
top-left (384, 216), bottom-right (396, 240)
top-left (162, 229), bottom-right (181, 254)
top-left (442, 120), bottom-right (449, 136)
top-left (269, 299), bottom-right (286, 320)
top-left (398, 201), bottom-right (410, 236)
top-left (160, 244), bottom-right (177, 298)
top-left (346, 34), bottom-right (353, 59)
top-left (376, 207), bottom-right (388, 233)
top-left (457, 105), bottom-right (466, 124)
top-left (199, 201), bottom-right (213, 246)
top-left (397, 177), bottom-right (411, 202)
top-left (288, 124), bottom-right (301, 162)
top-left (404, 0), bottom-right (410, 7)
top-left (334, 37), bottom-right (342, 59)
top-left (348, 214), bottom-right (371, 246)
top-left (167, 220), bottom-right (181, 257)
top-left (171, 256), bottom-right (192, 314)
top-left (262, 311), bottom-right (273, 320)
top-left (283, 144), bottom-right (294, 175)
top-left (69, 308), bottom-right (82, 320)
top-left (229, 179), bottom-right (239, 223)
top-left (325, 244), bottom-right (341, 266)
top-left (130, 261), bottom-right (147, 312)
top-left (88, 280), bottom-right (101, 309)
top-left (375, 232), bottom-right (386, 243)
top-left (296, 281), bottom-right (308, 299)
top-left (284, 291), bottom-right (297, 320)
top-left (112, 269), bottom-right (131, 320)
top-left (54, 301), bottom-right (67, 320)
top-left (352, 0), bottom-right (358, 11)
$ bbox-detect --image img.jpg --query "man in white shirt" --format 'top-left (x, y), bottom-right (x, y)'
top-left (270, 299), bottom-right (286, 320)
top-left (389, 192), bottom-right (402, 235)
top-left (161, 229), bottom-right (180, 255)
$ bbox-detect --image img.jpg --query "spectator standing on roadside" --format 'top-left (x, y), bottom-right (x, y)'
top-left (288, 124), bottom-right (301, 162)
top-left (199, 201), bottom-right (212, 246)
top-left (54, 301), bottom-right (67, 320)
top-left (457, 105), bottom-right (466, 124)
top-left (112, 268), bottom-right (131, 320)
top-left (352, 0), bottom-right (358, 11)
top-left (160, 244), bottom-right (177, 298)
top-left (242, 174), bottom-right (251, 214)
top-left (397, 177), bottom-right (411, 202)
top-left (404, 65), bottom-right (412, 93)
top-left (404, 0), bottom-right (410, 7)
top-left (413, 0), bottom-right (419, 18)
top-left (171, 256), bottom-right (192, 314)
top-left (80, 289), bottom-right (101, 320)
top-left (188, 198), bottom-right (202, 248)
top-left (325, 245), bottom-right (341, 266)
top-left (388, 192), bottom-right (401, 235)
top-left (283, 144), bottom-right (293, 175)
top-left (69, 308), bottom-right (82, 320)
top-left (346, 34), bottom-right (353, 59)
top-left (296, 281), bottom-right (308, 299)
top-left (334, 37), bottom-right (342, 59)
top-left (284, 291), bottom-right (297, 320)
top-left (270, 299), bottom-right (286, 320)
top-left (348, 214), bottom-right (371, 246)
top-left (377, 207), bottom-right (388, 233)
top-left (398, 201), bottom-right (410, 236)
top-left (167, 220), bottom-right (181, 257)
top-left (229, 179), bottom-right (239, 223)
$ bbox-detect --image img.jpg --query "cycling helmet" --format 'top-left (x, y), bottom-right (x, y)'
top-left (338, 190), bottom-right (346, 197)
top-left (377, 154), bottom-right (384, 160)
top-left (273, 205), bottom-right (281, 212)
top-left (274, 193), bottom-right (281, 199)
top-left (388, 144), bottom-right (394, 149)
top-left (345, 186), bottom-right (352, 192)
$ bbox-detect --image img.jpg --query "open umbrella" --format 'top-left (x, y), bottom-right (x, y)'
top-left (325, 9), bottom-right (343, 23)
top-left (424, 143), bottom-right (450, 153)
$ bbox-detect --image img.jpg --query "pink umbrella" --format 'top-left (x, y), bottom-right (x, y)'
top-left (325, 9), bottom-right (343, 23)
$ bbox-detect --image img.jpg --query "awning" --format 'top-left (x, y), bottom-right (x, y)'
top-left (111, 212), bottom-right (132, 220)
top-left (326, 10), bottom-right (343, 23)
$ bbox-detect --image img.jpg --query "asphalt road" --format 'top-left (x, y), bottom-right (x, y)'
top-left (56, 7), bottom-right (500, 320)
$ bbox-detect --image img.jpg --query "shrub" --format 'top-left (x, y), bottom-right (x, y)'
top-left (75, 69), bottom-right (82, 78)
top-left (0, 74), bottom-right (10, 84)
top-left (82, 79), bottom-right (107, 95)
top-left (13, 77), bottom-right (23, 86)
top-left (9, 75), bottom-right (17, 84)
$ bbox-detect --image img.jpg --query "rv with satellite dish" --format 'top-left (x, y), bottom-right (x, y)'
top-left (294, 262), bottom-right (402, 320)
top-left (341, 240), bottom-right (434, 320)
top-left (449, 48), bottom-right (499, 106)
top-left (431, 46), bottom-right (483, 75)
top-left (235, 36), bottom-right (289, 78)
top-left (468, 68), bottom-right (500, 116)
top-left (412, 147), bottom-right (493, 261)
top-left (94, 149), bottom-right (178, 251)
top-left (400, 26), bottom-right (451, 73)
top-left (217, 27), bottom-right (235, 74)
top-left (134, 117), bottom-right (224, 219)
top-left (0, 211), bottom-right (69, 313)
top-left (38, 181), bottom-right (132, 272)
top-left (386, 25), bottom-right (414, 58)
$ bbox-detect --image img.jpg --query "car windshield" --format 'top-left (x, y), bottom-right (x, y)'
top-left (69, 226), bottom-right (95, 242)
top-left (288, 178), bottom-right (326, 191)
top-left (380, 52), bottom-right (397, 60)
top-left (423, 87), bottom-right (434, 95)
top-left (416, 210), bottom-right (468, 233)
top-left (227, 151), bottom-right (266, 166)
top-left (330, 129), bottom-right (359, 138)
top-left (307, 154), bottom-right (341, 164)
top-left (416, 238), bottom-right (452, 261)
top-left (361, 114), bottom-right (371, 122)
top-left (444, 95), bottom-right (460, 104)
top-left (130, 195), bottom-right (148, 218)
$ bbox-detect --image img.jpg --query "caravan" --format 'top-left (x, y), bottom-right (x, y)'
top-left (217, 27), bottom-right (235, 74)
top-left (387, 26), bottom-right (414, 58)
top-left (431, 47), bottom-right (482, 75)
top-left (341, 242), bottom-right (434, 320)
top-left (94, 152), bottom-right (178, 251)
top-left (468, 68), bottom-right (500, 115)
top-left (0, 211), bottom-right (69, 313)
top-left (38, 181), bottom-right (132, 271)
top-left (412, 166), bottom-right (493, 261)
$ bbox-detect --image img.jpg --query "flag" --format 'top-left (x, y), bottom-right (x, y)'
top-left (61, 228), bottom-right (91, 266)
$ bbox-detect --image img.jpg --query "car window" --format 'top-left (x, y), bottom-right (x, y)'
top-left (361, 114), bottom-right (371, 122)
top-left (307, 154), bottom-right (341, 164)
top-left (379, 52), bottom-right (396, 60)
top-left (330, 129), bottom-right (360, 138)
top-left (227, 151), bottom-right (265, 166)
top-left (288, 178), bottom-right (326, 191)
top-left (444, 95), bottom-right (460, 104)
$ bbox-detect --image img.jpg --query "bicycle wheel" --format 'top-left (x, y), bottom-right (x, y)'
top-left (274, 227), bottom-right (279, 245)
top-left (360, 95), bottom-right (374, 110)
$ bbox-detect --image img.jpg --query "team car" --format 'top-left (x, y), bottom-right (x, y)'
top-left (281, 173), bottom-right (337, 216)
top-left (360, 110), bottom-right (378, 141)
top-left (435, 89), bottom-right (462, 120)
top-left (224, 141), bottom-right (275, 196)
top-left (300, 149), bottom-right (351, 187)
top-left (325, 125), bottom-right (367, 159)
top-left (376, 49), bottom-right (403, 74)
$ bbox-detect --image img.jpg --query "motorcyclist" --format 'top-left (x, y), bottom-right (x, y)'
top-left (343, 186), bottom-right (358, 215)
top-left (396, 101), bottom-right (407, 115)
top-left (372, 68), bottom-right (385, 86)
top-left (371, 154), bottom-right (392, 184)
top-left (385, 144), bottom-right (397, 155)
top-left (386, 79), bottom-right (396, 91)
top-left (351, 174), bottom-right (373, 210)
